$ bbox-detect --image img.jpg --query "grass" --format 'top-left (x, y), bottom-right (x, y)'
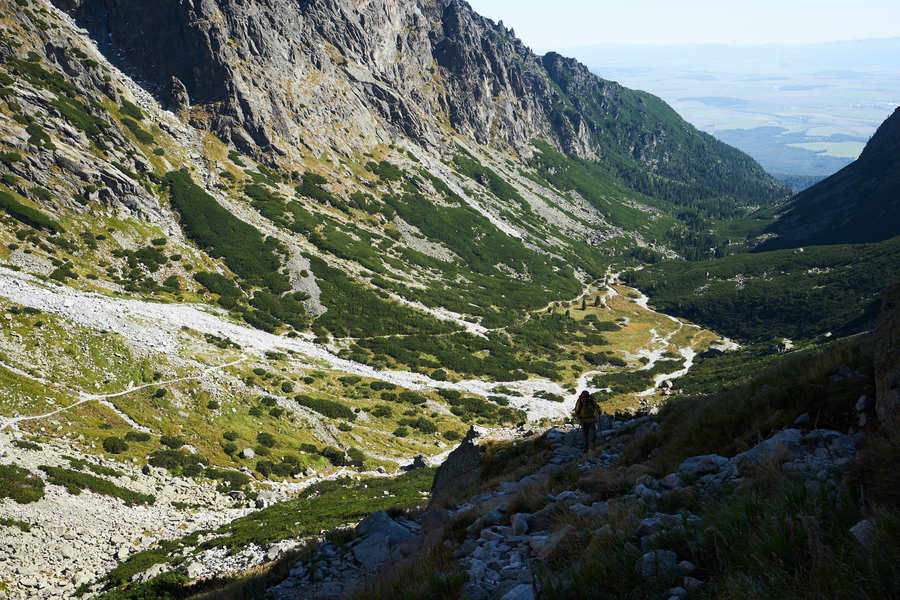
top-left (100, 469), bottom-right (436, 595)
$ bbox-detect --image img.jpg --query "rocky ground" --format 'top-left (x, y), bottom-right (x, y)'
top-left (267, 410), bottom-right (870, 600)
top-left (0, 430), bottom-right (249, 599)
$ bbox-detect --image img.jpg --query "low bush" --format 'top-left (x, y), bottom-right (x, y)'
top-left (0, 464), bottom-right (45, 503)
top-left (39, 466), bottom-right (154, 506)
top-left (295, 394), bottom-right (355, 421)
top-left (160, 435), bottom-right (184, 449)
top-left (102, 436), bottom-right (129, 454)
top-left (257, 432), bottom-right (277, 448)
top-left (0, 190), bottom-right (61, 232)
top-left (124, 431), bottom-right (151, 442)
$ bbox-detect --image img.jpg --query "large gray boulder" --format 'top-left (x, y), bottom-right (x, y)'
top-left (678, 454), bottom-right (728, 477)
top-left (351, 511), bottom-right (415, 569)
top-left (430, 427), bottom-right (484, 507)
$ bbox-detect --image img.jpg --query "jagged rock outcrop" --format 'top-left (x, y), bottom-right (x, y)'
top-left (52, 0), bottom-right (784, 206)
top-left (874, 282), bottom-right (900, 430)
top-left (431, 426), bottom-right (485, 507)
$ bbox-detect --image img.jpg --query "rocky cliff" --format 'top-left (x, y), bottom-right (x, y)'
top-left (52, 0), bottom-right (785, 207)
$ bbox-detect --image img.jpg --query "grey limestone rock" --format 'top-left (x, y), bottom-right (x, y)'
top-left (639, 549), bottom-right (679, 578)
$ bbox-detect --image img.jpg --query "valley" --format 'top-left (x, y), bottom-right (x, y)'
top-left (0, 0), bottom-right (897, 599)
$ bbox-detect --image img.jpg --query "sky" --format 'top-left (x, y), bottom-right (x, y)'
top-left (465, 0), bottom-right (900, 52)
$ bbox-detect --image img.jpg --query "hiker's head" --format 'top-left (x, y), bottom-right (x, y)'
top-left (579, 390), bottom-right (590, 399)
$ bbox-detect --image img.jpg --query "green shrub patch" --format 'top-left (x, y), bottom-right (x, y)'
top-left (39, 466), bottom-right (154, 506)
top-left (0, 464), bottom-right (45, 504)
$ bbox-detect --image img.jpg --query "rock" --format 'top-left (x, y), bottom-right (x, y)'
top-left (534, 525), bottom-right (583, 563)
top-left (351, 511), bottom-right (415, 568)
top-left (185, 561), bottom-right (204, 580)
top-left (678, 454), bottom-right (729, 477)
top-left (668, 586), bottom-right (687, 597)
top-left (239, 447), bottom-right (255, 459)
top-left (660, 473), bottom-right (683, 489)
top-left (510, 513), bottom-right (533, 536)
top-left (874, 283), bottom-right (900, 431)
top-left (500, 584), bottom-right (534, 600)
top-left (407, 454), bottom-right (428, 470)
top-left (165, 76), bottom-right (190, 111)
top-left (431, 427), bottom-right (483, 507)
top-left (683, 576), bottom-right (704, 590)
top-left (856, 395), bottom-right (874, 412)
top-left (638, 549), bottom-right (678, 578)
top-left (634, 484), bottom-right (660, 500)
top-left (116, 546), bottom-right (129, 561)
top-left (678, 560), bottom-right (696, 575)
top-left (733, 429), bottom-right (803, 469)
top-left (793, 413), bottom-right (810, 427)
top-left (850, 519), bottom-right (876, 545)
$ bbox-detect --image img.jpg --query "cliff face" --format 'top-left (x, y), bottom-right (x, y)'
top-left (764, 106), bottom-right (900, 248)
top-left (52, 0), bottom-right (784, 205)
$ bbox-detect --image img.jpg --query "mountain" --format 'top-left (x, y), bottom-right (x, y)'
top-left (762, 106), bottom-right (900, 248)
top-left (2, 0), bottom-right (887, 598)
top-left (52, 0), bottom-right (785, 211)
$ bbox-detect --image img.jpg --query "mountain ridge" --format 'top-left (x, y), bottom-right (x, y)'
top-left (762, 105), bottom-right (900, 248)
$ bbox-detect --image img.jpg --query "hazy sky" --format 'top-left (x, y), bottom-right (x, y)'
top-left (466, 0), bottom-right (900, 52)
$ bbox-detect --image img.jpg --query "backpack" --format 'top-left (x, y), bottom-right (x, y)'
top-left (574, 393), bottom-right (597, 420)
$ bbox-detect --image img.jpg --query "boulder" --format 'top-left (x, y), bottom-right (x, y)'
top-left (874, 283), bottom-right (900, 431)
top-left (534, 525), bottom-right (583, 564)
top-left (733, 429), bottom-right (803, 470)
top-left (638, 549), bottom-right (679, 578)
top-left (510, 513), bottom-right (533, 536)
top-left (430, 427), bottom-right (483, 507)
top-left (351, 511), bottom-right (415, 568)
top-left (678, 454), bottom-right (728, 477)
top-left (500, 584), bottom-right (534, 600)
top-left (239, 447), bottom-right (255, 459)
top-left (850, 519), bottom-right (876, 545)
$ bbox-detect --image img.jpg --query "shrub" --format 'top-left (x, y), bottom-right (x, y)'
top-left (148, 449), bottom-right (207, 476)
top-left (121, 116), bottom-right (154, 144)
top-left (346, 447), bottom-right (365, 467)
top-left (223, 442), bottom-right (238, 456)
top-left (320, 446), bottom-right (346, 466)
top-left (281, 381), bottom-right (294, 393)
top-left (0, 190), bottom-right (61, 232)
top-left (443, 430), bottom-right (462, 441)
top-left (0, 464), bottom-right (45, 503)
top-left (399, 391), bottom-right (427, 405)
top-left (338, 422), bottom-right (353, 432)
top-left (124, 431), bottom-right (151, 442)
top-left (299, 443), bottom-right (318, 454)
top-left (163, 170), bottom-right (289, 292)
top-left (39, 466), bottom-right (154, 506)
top-left (159, 435), bottom-right (184, 449)
top-left (102, 436), bottom-right (129, 454)
top-left (372, 404), bottom-right (393, 418)
top-left (119, 100), bottom-right (144, 120)
top-left (206, 400), bottom-right (219, 410)
top-left (257, 432), bottom-right (277, 448)
top-left (295, 394), bottom-right (355, 421)
top-left (256, 460), bottom-right (274, 477)
top-left (153, 388), bottom-right (167, 399)
top-left (393, 426), bottom-right (409, 437)
top-left (223, 431), bottom-right (239, 441)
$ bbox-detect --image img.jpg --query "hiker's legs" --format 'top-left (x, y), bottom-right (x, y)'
top-left (581, 422), bottom-right (595, 451)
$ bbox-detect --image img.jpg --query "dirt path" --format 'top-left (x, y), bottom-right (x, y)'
top-left (0, 356), bottom-right (247, 434)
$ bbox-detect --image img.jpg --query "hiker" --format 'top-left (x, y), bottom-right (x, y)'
top-left (574, 390), bottom-right (598, 452)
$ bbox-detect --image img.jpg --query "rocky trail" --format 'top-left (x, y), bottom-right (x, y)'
top-left (267, 415), bottom-right (868, 600)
